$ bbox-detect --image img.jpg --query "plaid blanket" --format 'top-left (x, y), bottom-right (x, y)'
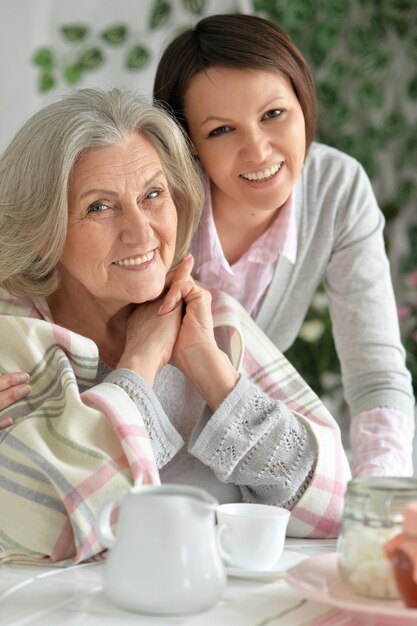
top-left (0, 287), bottom-right (350, 565)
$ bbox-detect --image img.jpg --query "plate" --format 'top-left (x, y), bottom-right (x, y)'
top-left (285, 553), bottom-right (417, 625)
top-left (225, 550), bottom-right (308, 580)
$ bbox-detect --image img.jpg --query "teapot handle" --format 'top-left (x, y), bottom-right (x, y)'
top-left (216, 523), bottom-right (233, 566)
top-left (95, 491), bottom-right (127, 549)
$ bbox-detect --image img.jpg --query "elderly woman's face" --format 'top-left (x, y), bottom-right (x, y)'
top-left (59, 134), bottom-right (178, 312)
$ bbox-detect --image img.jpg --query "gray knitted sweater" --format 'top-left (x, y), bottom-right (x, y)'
top-left (252, 142), bottom-right (414, 419)
top-left (97, 358), bottom-right (316, 509)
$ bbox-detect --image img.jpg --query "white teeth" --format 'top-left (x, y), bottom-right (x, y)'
top-left (241, 162), bottom-right (283, 181)
top-left (114, 250), bottom-right (155, 266)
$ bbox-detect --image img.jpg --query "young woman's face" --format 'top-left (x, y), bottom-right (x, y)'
top-left (57, 134), bottom-right (178, 316)
top-left (184, 68), bottom-right (306, 214)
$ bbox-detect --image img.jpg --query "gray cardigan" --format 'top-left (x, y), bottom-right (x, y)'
top-left (255, 142), bottom-right (414, 419)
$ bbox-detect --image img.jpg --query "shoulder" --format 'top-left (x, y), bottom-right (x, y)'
top-left (302, 142), bottom-right (369, 190)
top-left (299, 142), bottom-right (376, 216)
top-left (0, 287), bottom-right (49, 320)
top-left (305, 141), bottom-right (363, 172)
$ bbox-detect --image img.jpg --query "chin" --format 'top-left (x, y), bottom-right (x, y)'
top-left (133, 284), bottom-right (167, 305)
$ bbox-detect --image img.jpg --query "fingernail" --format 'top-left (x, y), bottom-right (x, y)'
top-left (15, 373), bottom-right (30, 384)
top-left (18, 385), bottom-right (31, 398)
top-left (0, 416), bottom-right (14, 430)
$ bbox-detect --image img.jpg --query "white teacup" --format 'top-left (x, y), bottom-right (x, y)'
top-left (216, 503), bottom-right (290, 571)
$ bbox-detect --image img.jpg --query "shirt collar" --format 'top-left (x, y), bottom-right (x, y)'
top-left (191, 173), bottom-right (298, 275)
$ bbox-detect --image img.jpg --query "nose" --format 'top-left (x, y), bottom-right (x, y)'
top-left (240, 127), bottom-right (272, 163)
top-left (119, 202), bottom-right (153, 245)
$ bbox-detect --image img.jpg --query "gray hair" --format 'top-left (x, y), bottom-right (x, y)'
top-left (0, 88), bottom-right (204, 297)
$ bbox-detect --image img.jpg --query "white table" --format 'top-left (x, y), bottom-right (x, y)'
top-left (0, 539), bottom-right (406, 626)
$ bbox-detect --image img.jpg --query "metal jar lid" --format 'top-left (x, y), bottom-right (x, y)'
top-left (343, 477), bottom-right (417, 525)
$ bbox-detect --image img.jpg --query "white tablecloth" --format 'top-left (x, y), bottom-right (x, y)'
top-left (0, 539), bottom-right (408, 626)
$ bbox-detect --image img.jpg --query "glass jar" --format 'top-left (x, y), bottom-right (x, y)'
top-left (338, 477), bottom-right (417, 600)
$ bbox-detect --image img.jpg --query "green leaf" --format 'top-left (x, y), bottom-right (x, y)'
top-left (399, 126), bottom-right (417, 166)
top-left (310, 22), bottom-right (338, 64)
top-left (101, 24), bottom-right (128, 45)
top-left (78, 48), bottom-right (104, 70)
top-left (316, 81), bottom-right (338, 107)
top-left (181, 0), bottom-right (206, 15)
top-left (368, 13), bottom-right (388, 39)
top-left (281, 0), bottom-right (315, 30)
top-left (61, 25), bottom-right (89, 42)
top-left (361, 125), bottom-right (386, 150)
top-left (38, 71), bottom-right (55, 93)
top-left (327, 103), bottom-right (352, 129)
top-left (397, 178), bottom-right (416, 205)
top-left (327, 60), bottom-right (351, 86)
top-left (381, 111), bottom-right (406, 140)
top-left (32, 47), bottom-right (54, 69)
top-left (408, 75), bottom-right (417, 100)
top-left (356, 83), bottom-right (383, 109)
top-left (149, 0), bottom-right (171, 29)
top-left (125, 45), bottom-right (150, 70)
top-left (319, 0), bottom-right (350, 20)
top-left (333, 135), bottom-right (357, 155)
top-left (381, 200), bottom-right (400, 222)
top-left (252, 0), bottom-right (283, 23)
top-left (63, 63), bottom-right (83, 85)
top-left (347, 26), bottom-right (379, 56)
top-left (403, 225), bottom-right (417, 272)
top-left (359, 153), bottom-right (376, 178)
top-left (409, 35), bottom-right (417, 61)
top-left (359, 50), bottom-right (391, 81)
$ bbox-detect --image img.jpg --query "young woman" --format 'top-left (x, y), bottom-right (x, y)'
top-left (153, 13), bottom-right (415, 478)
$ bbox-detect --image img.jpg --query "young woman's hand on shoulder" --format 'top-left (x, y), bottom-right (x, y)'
top-left (0, 373), bottom-right (31, 412)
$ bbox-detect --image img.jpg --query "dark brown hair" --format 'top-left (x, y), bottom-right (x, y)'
top-left (153, 13), bottom-right (317, 150)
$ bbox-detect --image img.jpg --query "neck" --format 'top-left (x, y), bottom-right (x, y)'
top-left (210, 186), bottom-right (279, 266)
top-left (47, 283), bottom-right (133, 368)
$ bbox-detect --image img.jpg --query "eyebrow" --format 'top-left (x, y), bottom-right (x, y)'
top-left (79, 170), bottom-right (165, 201)
top-left (200, 96), bottom-right (289, 126)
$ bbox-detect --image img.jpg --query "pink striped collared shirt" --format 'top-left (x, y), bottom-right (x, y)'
top-left (190, 178), bottom-right (414, 479)
top-left (191, 179), bottom-right (297, 318)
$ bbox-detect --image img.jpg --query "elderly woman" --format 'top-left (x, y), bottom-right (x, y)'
top-left (0, 88), bottom-right (350, 566)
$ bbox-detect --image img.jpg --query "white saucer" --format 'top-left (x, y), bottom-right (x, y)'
top-left (225, 550), bottom-right (308, 580)
top-left (286, 553), bottom-right (417, 625)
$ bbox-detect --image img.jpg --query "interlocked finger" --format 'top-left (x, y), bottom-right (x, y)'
top-left (159, 254), bottom-right (195, 315)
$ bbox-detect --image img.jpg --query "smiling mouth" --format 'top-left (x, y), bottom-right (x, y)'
top-left (113, 250), bottom-right (155, 266)
top-left (240, 162), bottom-right (283, 181)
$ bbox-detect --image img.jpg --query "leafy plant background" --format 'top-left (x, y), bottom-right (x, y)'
top-left (32, 0), bottom-right (417, 421)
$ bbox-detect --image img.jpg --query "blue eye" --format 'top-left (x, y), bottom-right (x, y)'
top-left (87, 202), bottom-right (108, 213)
top-left (146, 188), bottom-right (161, 200)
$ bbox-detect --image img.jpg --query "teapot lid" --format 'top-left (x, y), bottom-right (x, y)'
top-left (130, 483), bottom-right (219, 506)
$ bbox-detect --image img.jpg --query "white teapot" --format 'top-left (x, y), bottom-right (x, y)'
top-left (96, 484), bottom-right (226, 615)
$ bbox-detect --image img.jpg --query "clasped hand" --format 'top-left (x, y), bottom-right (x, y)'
top-left (118, 254), bottom-right (239, 411)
